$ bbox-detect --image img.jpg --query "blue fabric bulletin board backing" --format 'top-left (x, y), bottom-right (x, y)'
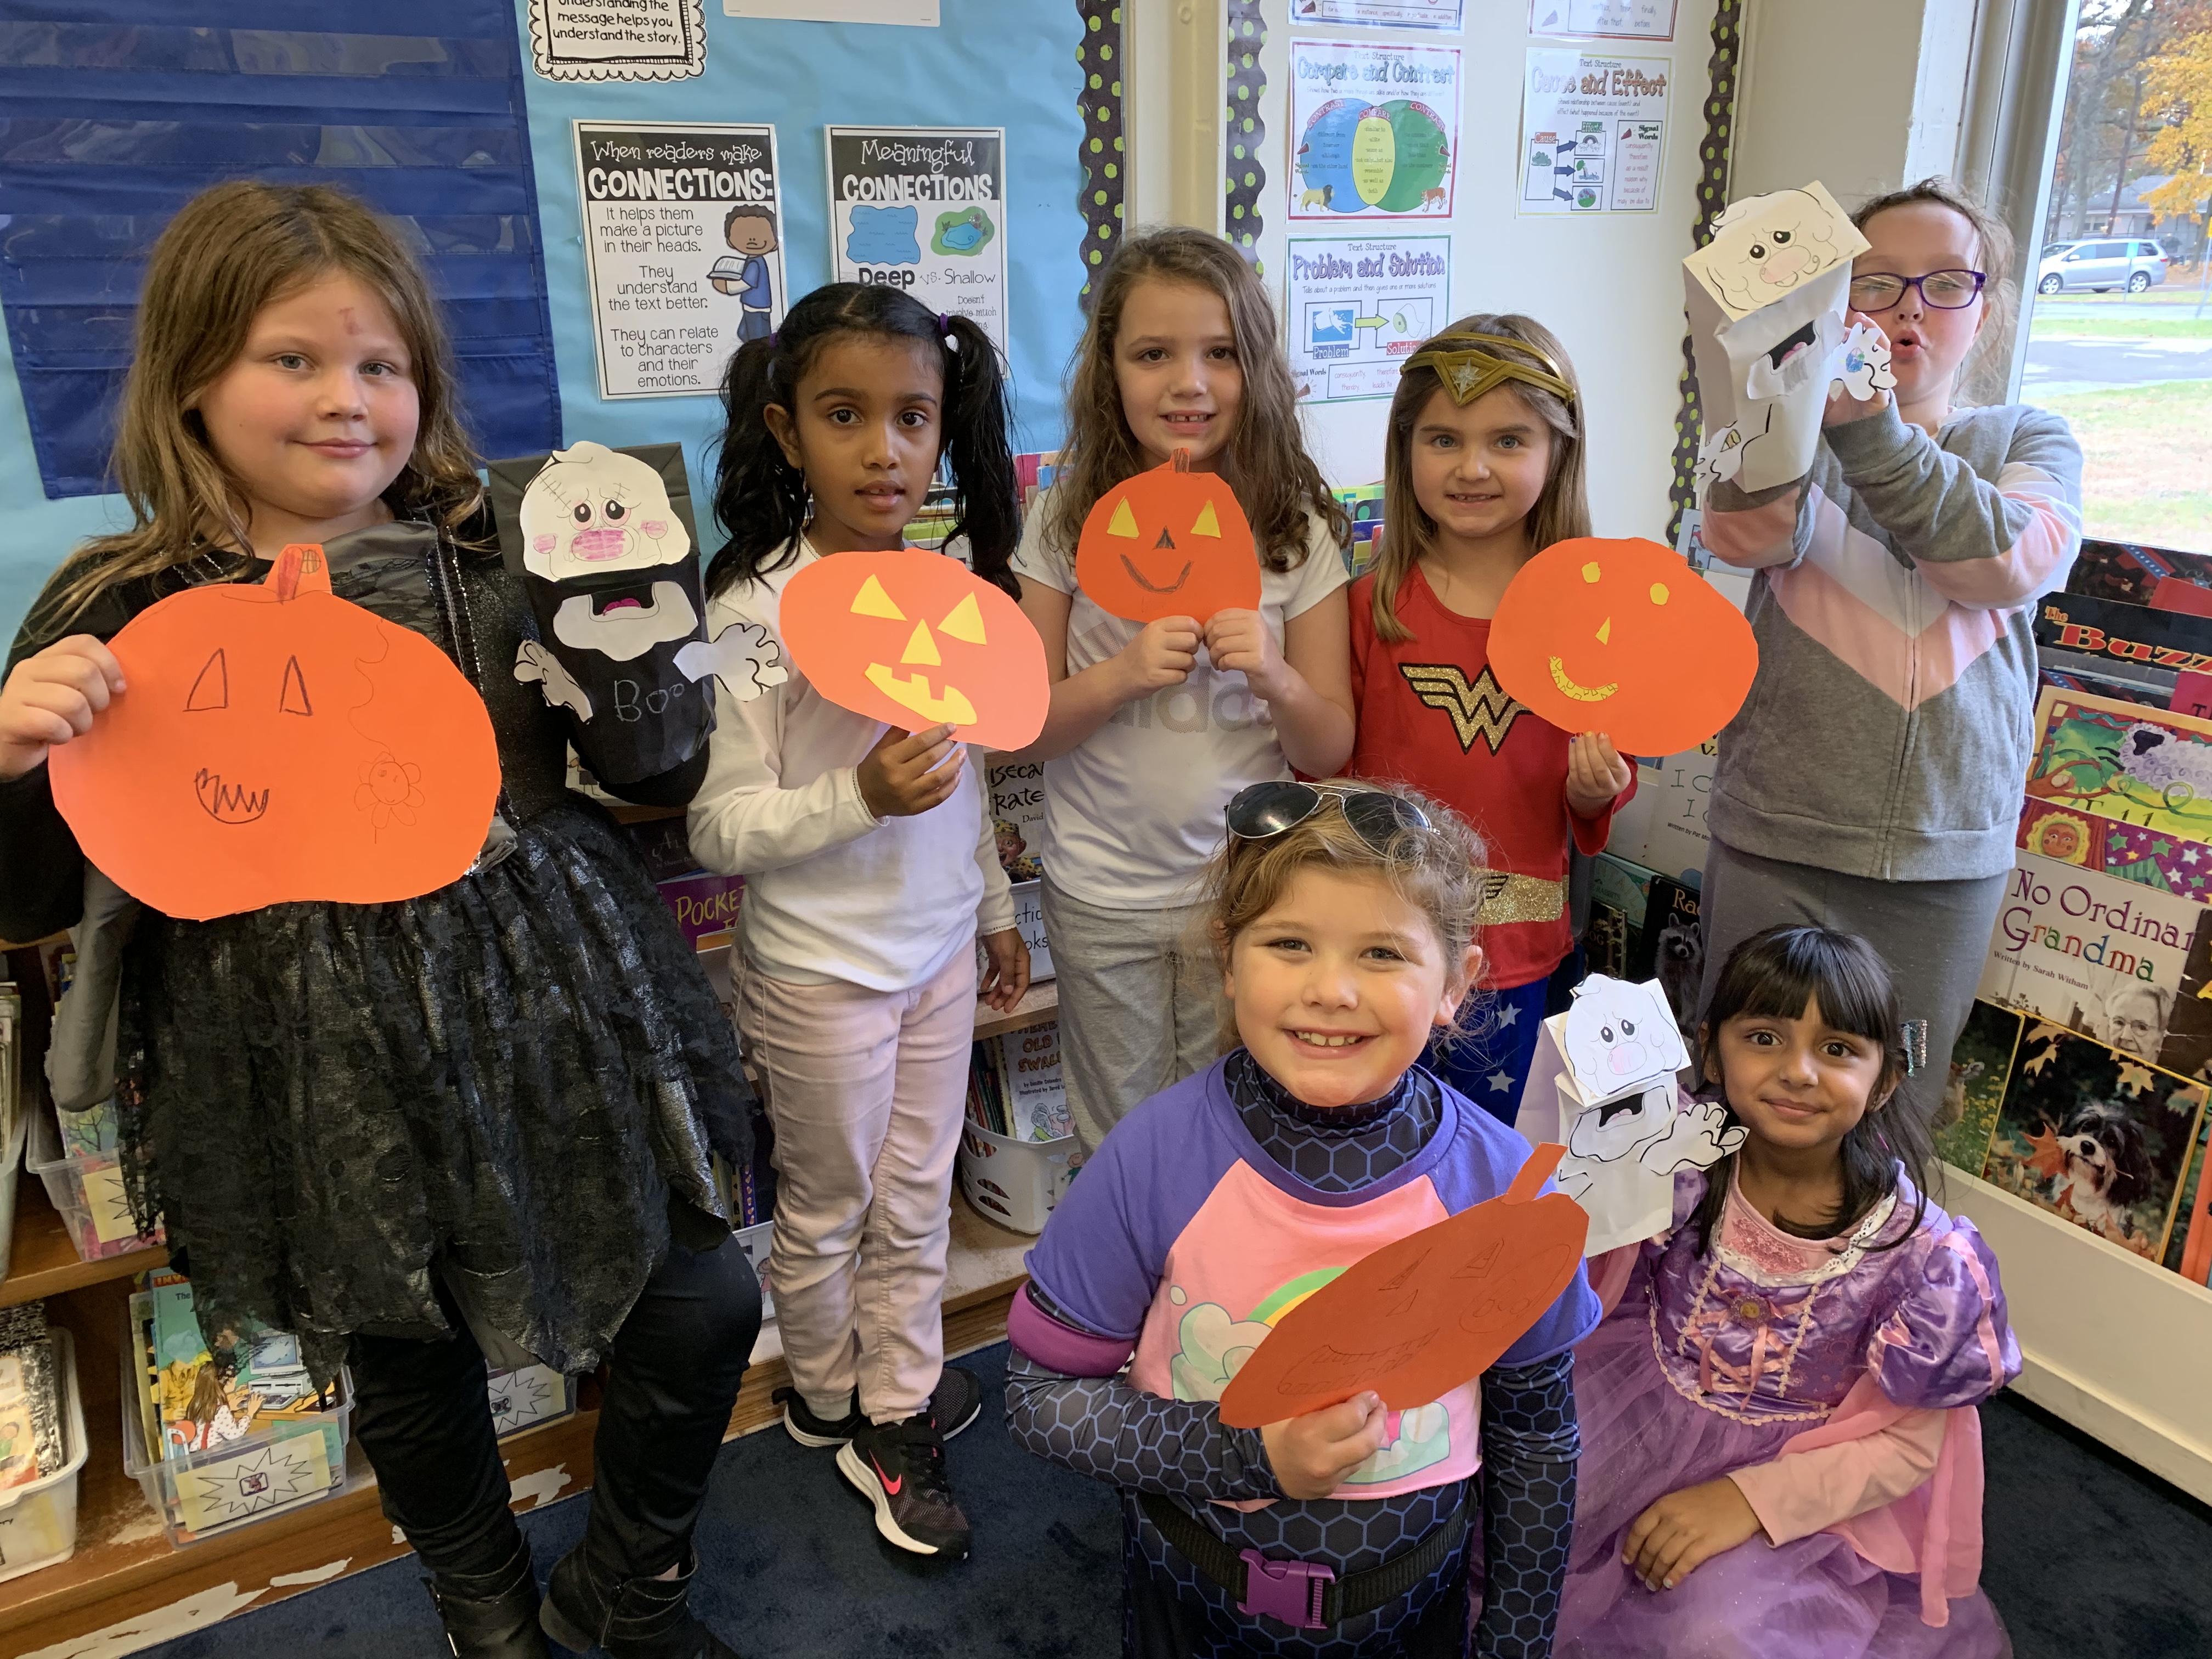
top-left (0, 0), bottom-right (561, 499)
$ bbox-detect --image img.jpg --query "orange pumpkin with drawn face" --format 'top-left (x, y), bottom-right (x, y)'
top-left (1218, 1144), bottom-right (1588, 1426)
top-left (49, 545), bottom-right (501, 922)
top-left (780, 549), bottom-right (1048, 751)
top-left (1487, 535), bottom-right (1758, 758)
top-left (1075, 452), bottom-right (1262, 624)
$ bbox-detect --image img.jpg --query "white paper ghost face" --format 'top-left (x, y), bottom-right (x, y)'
top-left (518, 442), bottom-right (690, 580)
top-left (1563, 978), bottom-right (1683, 1096)
top-left (1693, 184), bottom-right (1869, 321)
top-left (1566, 1086), bottom-right (1668, 1161)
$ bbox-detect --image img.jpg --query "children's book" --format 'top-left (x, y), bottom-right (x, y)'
top-left (1934, 1001), bottom-right (2022, 1177)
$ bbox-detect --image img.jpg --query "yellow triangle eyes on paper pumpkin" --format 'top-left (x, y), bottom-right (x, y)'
top-left (1596, 617), bottom-right (1612, 645)
top-left (939, 592), bottom-right (988, 645)
top-left (850, 574), bottom-right (906, 620)
top-left (1107, 498), bottom-right (1141, 539)
top-left (900, 620), bottom-right (941, 667)
top-left (1191, 501), bottom-right (1222, 538)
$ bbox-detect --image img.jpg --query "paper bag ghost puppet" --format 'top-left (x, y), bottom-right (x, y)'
top-left (490, 442), bottom-right (786, 787)
top-left (1684, 182), bottom-right (1896, 499)
top-left (1515, 974), bottom-right (1746, 1255)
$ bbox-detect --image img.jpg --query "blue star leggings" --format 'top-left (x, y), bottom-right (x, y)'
top-left (1425, 977), bottom-right (1552, 1127)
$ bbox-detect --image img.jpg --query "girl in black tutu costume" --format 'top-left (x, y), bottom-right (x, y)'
top-left (0, 182), bottom-right (759, 1659)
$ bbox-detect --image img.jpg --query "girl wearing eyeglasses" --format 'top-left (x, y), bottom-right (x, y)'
top-left (1696, 176), bottom-right (2083, 1125)
top-left (1006, 779), bottom-right (1600, 1657)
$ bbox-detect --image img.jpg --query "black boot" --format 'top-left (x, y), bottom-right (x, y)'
top-left (424, 1538), bottom-right (547, 1658)
top-left (539, 1545), bottom-right (739, 1658)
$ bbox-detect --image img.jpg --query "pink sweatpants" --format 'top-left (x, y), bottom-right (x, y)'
top-left (736, 946), bottom-right (977, 1424)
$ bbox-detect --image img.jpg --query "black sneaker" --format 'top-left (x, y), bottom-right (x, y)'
top-left (927, 1366), bottom-right (983, 1441)
top-left (776, 1385), bottom-right (863, 1448)
top-left (836, 1417), bottom-right (973, 1558)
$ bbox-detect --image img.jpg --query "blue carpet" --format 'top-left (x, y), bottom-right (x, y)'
top-left (133, 1344), bottom-right (2210, 1658)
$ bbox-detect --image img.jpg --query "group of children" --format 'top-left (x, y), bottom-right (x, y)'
top-left (0, 165), bottom-right (2075, 1659)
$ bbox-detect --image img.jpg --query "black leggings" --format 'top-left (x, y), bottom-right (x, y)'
top-left (349, 1236), bottom-right (761, 1582)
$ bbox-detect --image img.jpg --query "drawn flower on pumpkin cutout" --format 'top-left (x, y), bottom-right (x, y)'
top-left (356, 754), bottom-right (425, 831)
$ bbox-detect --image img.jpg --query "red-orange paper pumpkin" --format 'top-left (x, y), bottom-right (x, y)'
top-left (49, 545), bottom-right (501, 922)
top-left (780, 548), bottom-right (1048, 751)
top-left (1075, 451), bottom-right (1262, 624)
top-left (1487, 536), bottom-right (1758, 758)
top-left (1217, 1144), bottom-right (1588, 1427)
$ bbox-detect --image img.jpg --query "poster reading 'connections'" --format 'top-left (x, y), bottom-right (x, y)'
top-left (1289, 40), bottom-right (1462, 221)
top-left (1519, 49), bottom-right (1669, 216)
top-left (1285, 235), bottom-right (1452, 403)
top-left (827, 127), bottom-right (1009, 356)
top-left (572, 121), bottom-right (787, 399)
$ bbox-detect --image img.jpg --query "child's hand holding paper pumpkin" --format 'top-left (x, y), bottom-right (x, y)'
top-left (1202, 607), bottom-right (1290, 702)
top-left (857, 723), bottom-right (964, 820)
top-left (1111, 615), bottom-right (1200, 698)
top-left (0, 635), bottom-right (126, 780)
top-left (1564, 731), bottom-right (1635, 819)
top-left (1260, 1391), bottom-right (1392, 1501)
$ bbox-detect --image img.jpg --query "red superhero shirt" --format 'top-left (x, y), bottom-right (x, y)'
top-left (1346, 566), bottom-right (1630, 990)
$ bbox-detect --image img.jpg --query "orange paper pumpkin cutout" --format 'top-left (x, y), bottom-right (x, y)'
top-left (1488, 536), bottom-right (1758, 758)
top-left (1217, 1144), bottom-right (1588, 1428)
top-left (780, 548), bottom-right (1048, 751)
top-left (49, 545), bottom-right (501, 922)
top-left (1075, 451), bottom-right (1262, 624)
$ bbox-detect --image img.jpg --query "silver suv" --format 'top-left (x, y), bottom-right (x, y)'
top-left (2036, 238), bottom-right (2170, 295)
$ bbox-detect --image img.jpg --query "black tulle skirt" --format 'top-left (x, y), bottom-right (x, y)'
top-left (116, 800), bottom-right (749, 1380)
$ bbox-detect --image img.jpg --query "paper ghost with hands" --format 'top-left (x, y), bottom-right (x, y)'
top-left (778, 548), bottom-right (1048, 751)
top-left (49, 544), bottom-right (501, 922)
top-left (490, 442), bottom-right (776, 787)
top-left (1217, 1144), bottom-right (1588, 1427)
top-left (1487, 536), bottom-right (1758, 757)
top-left (1684, 181), bottom-right (1875, 498)
top-left (1075, 450), bottom-right (1262, 625)
top-left (1515, 974), bottom-right (1746, 1256)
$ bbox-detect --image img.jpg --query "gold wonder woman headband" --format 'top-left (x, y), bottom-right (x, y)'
top-left (1400, 333), bottom-right (1577, 407)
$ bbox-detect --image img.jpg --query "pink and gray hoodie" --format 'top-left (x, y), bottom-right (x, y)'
top-left (1703, 400), bottom-right (2083, 883)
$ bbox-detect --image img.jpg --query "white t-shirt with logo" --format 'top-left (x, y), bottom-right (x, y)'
top-left (1012, 494), bottom-right (1348, 909)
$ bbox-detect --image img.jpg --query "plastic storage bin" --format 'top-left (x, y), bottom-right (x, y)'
top-left (27, 1105), bottom-right (162, 1263)
top-left (956, 1121), bottom-right (1075, 1234)
top-left (487, 1363), bottom-right (573, 1441)
top-left (0, 1329), bottom-right (88, 1584)
top-left (121, 1302), bottom-right (354, 1548)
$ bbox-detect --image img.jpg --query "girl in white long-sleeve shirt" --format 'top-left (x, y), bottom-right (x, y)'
top-left (687, 284), bottom-right (1027, 1562)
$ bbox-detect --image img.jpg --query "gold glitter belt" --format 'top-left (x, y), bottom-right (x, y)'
top-left (1475, 871), bottom-right (1565, 926)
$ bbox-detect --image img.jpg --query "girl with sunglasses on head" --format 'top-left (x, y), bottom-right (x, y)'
top-left (1006, 779), bottom-right (1599, 1658)
top-left (1697, 176), bottom-right (2082, 1124)
top-left (1347, 314), bottom-right (1634, 1126)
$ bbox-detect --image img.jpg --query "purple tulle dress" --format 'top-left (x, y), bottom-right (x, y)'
top-left (1558, 1167), bottom-right (2021, 1659)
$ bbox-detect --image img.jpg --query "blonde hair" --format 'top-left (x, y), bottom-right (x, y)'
top-left (1852, 176), bottom-right (2018, 408)
top-left (1042, 227), bottom-right (1351, 573)
top-left (1200, 780), bottom-right (1490, 1051)
top-left (1371, 314), bottom-right (1590, 645)
top-left (43, 181), bottom-right (483, 624)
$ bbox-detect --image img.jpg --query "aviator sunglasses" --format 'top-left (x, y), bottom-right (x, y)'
top-left (1225, 781), bottom-right (1435, 858)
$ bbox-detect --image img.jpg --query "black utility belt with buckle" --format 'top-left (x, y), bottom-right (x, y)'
top-left (1137, 1487), bottom-right (1474, 1632)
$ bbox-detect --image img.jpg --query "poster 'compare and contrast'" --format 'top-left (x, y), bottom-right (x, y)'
top-left (573, 122), bottom-right (786, 399)
top-left (1289, 40), bottom-right (1462, 221)
top-left (1285, 235), bottom-right (1451, 403)
top-left (827, 127), bottom-right (1009, 356)
top-left (1290, 0), bottom-right (1465, 28)
top-left (1519, 48), bottom-right (1669, 215)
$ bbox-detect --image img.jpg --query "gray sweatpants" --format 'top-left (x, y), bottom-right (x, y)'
top-left (1696, 838), bottom-right (2007, 1121)
top-left (1040, 878), bottom-right (1224, 1159)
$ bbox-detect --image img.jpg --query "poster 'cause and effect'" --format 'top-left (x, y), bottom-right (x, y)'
top-left (1285, 235), bottom-right (1451, 403)
top-left (826, 127), bottom-right (1009, 356)
top-left (1519, 48), bottom-right (1669, 216)
top-left (1289, 40), bottom-right (1462, 221)
top-left (572, 121), bottom-right (787, 399)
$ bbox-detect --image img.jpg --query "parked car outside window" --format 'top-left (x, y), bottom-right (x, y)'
top-left (2036, 238), bottom-right (2170, 294)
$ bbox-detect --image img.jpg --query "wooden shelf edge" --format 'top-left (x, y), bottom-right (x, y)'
top-left (2, 1176), bottom-right (168, 1311)
top-left (973, 979), bottom-right (1057, 1042)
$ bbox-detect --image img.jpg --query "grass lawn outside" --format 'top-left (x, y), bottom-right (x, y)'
top-left (2033, 378), bottom-right (2212, 553)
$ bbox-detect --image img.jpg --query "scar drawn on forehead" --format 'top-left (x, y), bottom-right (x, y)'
top-left (340, 307), bottom-right (360, 334)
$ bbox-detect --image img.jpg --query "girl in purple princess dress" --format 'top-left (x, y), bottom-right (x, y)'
top-left (1557, 924), bottom-right (2020, 1658)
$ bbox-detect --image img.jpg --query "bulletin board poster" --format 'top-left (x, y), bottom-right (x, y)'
top-left (1285, 235), bottom-right (1451, 403)
top-left (827, 127), bottom-right (1009, 357)
top-left (527, 0), bottom-right (707, 80)
top-left (1517, 49), bottom-right (1668, 217)
top-left (572, 121), bottom-right (787, 400)
top-left (1289, 0), bottom-right (1465, 29)
top-left (1288, 40), bottom-right (1462, 221)
top-left (1526, 0), bottom-right (1678, 40)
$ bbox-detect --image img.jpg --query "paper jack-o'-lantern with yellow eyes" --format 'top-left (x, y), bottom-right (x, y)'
top-left (1075, 451), bottom-right (1262, 625)
top-left (1488, 536), bottom-right (1758, 758)
top-left (780, 549), bottom-right (1048, 751)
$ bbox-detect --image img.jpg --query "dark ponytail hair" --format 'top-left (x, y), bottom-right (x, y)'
top-left (705, 283), bottom-right (1020, 600)
top-left (1690, 924), bottom-right (1932, 1256)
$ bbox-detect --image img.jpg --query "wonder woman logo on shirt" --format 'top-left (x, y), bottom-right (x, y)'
top-left (1398, 664), bottom-right (1529, 755)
